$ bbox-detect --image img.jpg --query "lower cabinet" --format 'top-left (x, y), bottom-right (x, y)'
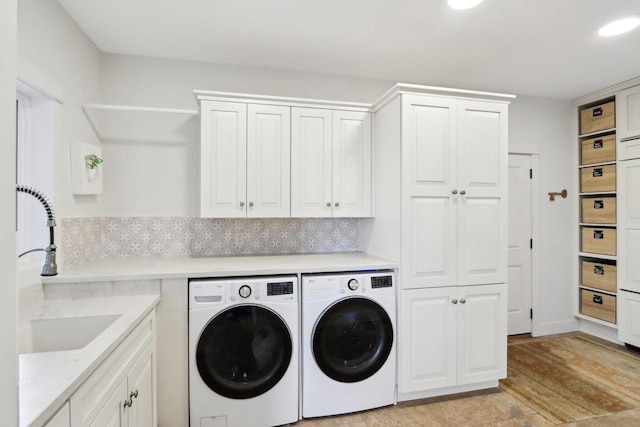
top-left (618, 290), bottom-right (640, 347)
top-left (91, 342), bottom-right (156, 427)
top-left (398, 284), bottom-right (507, 394)
top-left (44, 402), bottom-right (70, 427)
top-left (71, 311), bottom-right (156, 427)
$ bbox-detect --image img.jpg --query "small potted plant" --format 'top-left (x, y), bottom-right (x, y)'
top-left (86, 154), bottom-right (103, 181)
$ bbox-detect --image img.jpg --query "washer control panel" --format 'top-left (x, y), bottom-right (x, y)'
top-left (189, 275), bottom-right (298, 307)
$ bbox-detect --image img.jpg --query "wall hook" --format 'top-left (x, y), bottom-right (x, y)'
top-left (548, 189), bottom-right (567, 201)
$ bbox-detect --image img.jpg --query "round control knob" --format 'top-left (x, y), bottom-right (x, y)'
top-left (348, 279), bottom-right (359, 291)
top-left (239, 285), bottom-right (252, 298)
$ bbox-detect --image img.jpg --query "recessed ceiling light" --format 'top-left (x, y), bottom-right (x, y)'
top-left (598, 17), bottom-right (640, 37)
top-left (448, 0), bottom-right (483, 10)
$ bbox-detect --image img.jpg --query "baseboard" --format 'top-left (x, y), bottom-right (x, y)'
top-left (532, 318), bottom-right (580, 337)
top-left (579, 319), bottom-right (623, 345)
top-left (397, 381), bottom-right (498, 402)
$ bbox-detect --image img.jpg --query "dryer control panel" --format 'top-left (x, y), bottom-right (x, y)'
top-left (302, 271), bottom-right (395, 301)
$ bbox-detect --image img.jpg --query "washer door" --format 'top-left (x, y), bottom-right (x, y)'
top-left (196, 305), bottom-right (292, 399)
top-left (312, 297), bottom-right (393, 383)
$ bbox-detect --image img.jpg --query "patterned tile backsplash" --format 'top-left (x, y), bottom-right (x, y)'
top-left (61, 217), bottom-right (360, 267)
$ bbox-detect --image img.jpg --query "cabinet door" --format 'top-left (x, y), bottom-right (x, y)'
top-left (331, 110), bottom-right (372, 217)
top-left (90, 378), bottom-right (126, 427)
top-left (618, 159), bottom-right (640, 293)
top-left (401, 95), bottom-right (458, 289)
top-left (617, 85), bottom-right (640, 158)
top-left (45, 402), bottom-right (70, 427)
top-left (246, 104), bottom-right (291, 217)
top-left (399, 287), bottom-right (457, 393)
top-left (200, 101), bottom-right (247, 218)
top-left (618, 290), bottom-right (640, 347)
top-left (291, 107), bottom-right (332, 217)
top-left (456, 284), bottom-right (507, 385)
top-left (126, 342), bottom-right (156, 427)
top-left (457, 101), bottom-right (508, 286)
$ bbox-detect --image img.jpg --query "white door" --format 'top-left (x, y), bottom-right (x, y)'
top-left (616, 85), bottom-right (640, 145)
top-left (401, 95), bottom-right (458, 289)
top-left (398, 287), bottom-right (457, 393)
top-left (507, 154), bottom-right (533, 334)
top-left (90, 378), bottom-right (126, 427)
top-left (291, 107), bottom-right (332, 217)
top-left (246, 104), bottom-right (291, 218)
top-left (618, 158), bottom-right (640, 293)
top-left (457, 100), bottom-right (508, 286)
top-left (126, 344), bottom-right (155, 427)
top-left (200, 101), bottom-right (247, 218)
top-left (457, 284), bottom-right (507, 385)
top-left (332, 110), bottom-right (371, 217)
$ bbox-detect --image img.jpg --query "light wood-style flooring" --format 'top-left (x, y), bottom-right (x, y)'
top-left (293, 333), bottom-right (640, 426)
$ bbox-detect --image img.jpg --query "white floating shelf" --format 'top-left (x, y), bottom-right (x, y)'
top-left (83, 103), bottom-right (199, 143)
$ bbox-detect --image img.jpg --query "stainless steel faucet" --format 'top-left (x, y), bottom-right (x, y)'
top-left (16, 185), bottom-right (58, 276)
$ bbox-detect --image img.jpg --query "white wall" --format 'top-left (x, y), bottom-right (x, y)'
top-left (18, 0), bottom-right (103, 217)
top-left (508, 96), bottom-right (578, 335)
top-left (0, 0), bottom-right (18, 422)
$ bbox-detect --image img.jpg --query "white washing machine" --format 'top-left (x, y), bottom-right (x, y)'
top-left (302, 271), bottom-right (396, 418)
top-left (189, 276), bottom-right (299, 427)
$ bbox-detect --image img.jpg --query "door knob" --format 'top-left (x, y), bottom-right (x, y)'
top-left (239, 202), bottom-right (245, 207)
top-left (326, 202), bottom-right (331, 207)
top-left (452, 299), bottom-right (458, 304)
top-left (452, 190), bottom-right (458, 195)
top-left (249, 202), bottom-right (254, 207)
top-left (334, 202), bottom-right (340, 207)
top-left (460, 298), bottom-right (466, 304)
top-left (460, 190), bottom-right (466, 195)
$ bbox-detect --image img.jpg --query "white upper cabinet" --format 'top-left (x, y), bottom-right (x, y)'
top-left (291, 108), bottom-right (372, 217)
top-left (618, 158), bottom-right (640, 294)
top-left (200, 101), bottom-right (247, 218)
top-left (401, 95), bottom-right (508, 289)
top-left (200, 100), bottom-right (290, 218)
top-left (246, 104), bottom-right (291, 218)
top-left (617, 85), bottom-right (640, 160)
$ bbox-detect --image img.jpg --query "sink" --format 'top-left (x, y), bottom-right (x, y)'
top-left (19, 314), bottom-right (121, 354)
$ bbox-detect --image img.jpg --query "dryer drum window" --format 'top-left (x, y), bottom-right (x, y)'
top-left (196, 305), bottom-right (293, 399)
top-left (312, 297), bottom-right (394, 383)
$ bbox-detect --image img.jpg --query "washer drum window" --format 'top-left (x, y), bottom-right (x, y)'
top-left (312, 297), bottom-right (394, 383)
top-left (196, 305), bottom-right (292, 399)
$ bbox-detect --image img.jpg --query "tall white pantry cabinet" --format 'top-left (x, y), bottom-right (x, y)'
top-left (363, 84), bottom-right (513, 400)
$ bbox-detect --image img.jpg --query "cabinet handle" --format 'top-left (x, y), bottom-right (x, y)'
top-left (460, 298), bottom-right (466, 304)
top-left (130, 390), bottom-right (139, 399)
top-left (249, 202), bottom-right (254, 207)
top-left (239, 202), bottom-right (245, 207)
top-left (460, 190), bottom-right (466, 195)
top-left (334, 202), bottom-right (340, 207)
top-left (326, 202), bottom-right (331, 207)
top-left (452, 299), bottom-right (458, 304)
top-left (123, 398), bottom-right (133, 408)
top-left (452, 190), bottom-right (458, 195)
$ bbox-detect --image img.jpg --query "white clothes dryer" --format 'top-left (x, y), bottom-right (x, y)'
top-left (189, 276), bottom-right (299, 427)
top-left (301, 271), bottom-right (396, 418)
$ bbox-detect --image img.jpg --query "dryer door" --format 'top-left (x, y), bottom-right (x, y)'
top-left (312, 297), bottom-right (394, 383)
top-left (196, 305), bottom-right (292, 399)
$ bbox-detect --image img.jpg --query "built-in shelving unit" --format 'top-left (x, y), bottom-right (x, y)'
top-left (577, 97), bottom-right (618, 326)
top-left (82, 103), bottom-right (199, 143)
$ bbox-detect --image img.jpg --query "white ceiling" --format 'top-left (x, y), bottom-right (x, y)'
top-left (56, 0), bottom-right (640, 99)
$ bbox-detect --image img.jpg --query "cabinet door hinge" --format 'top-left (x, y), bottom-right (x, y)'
top-left (530, 309), bottom-right (533, 319)
top-left (530, 169), bottom-right (533, 179)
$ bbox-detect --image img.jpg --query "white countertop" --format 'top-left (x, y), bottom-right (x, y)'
top-left (26, 252), bottom-right (394, 426)
top-left (43, 252), bottom-right (397, 284)
top-left (19, 294), bottom-right (160, 427)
